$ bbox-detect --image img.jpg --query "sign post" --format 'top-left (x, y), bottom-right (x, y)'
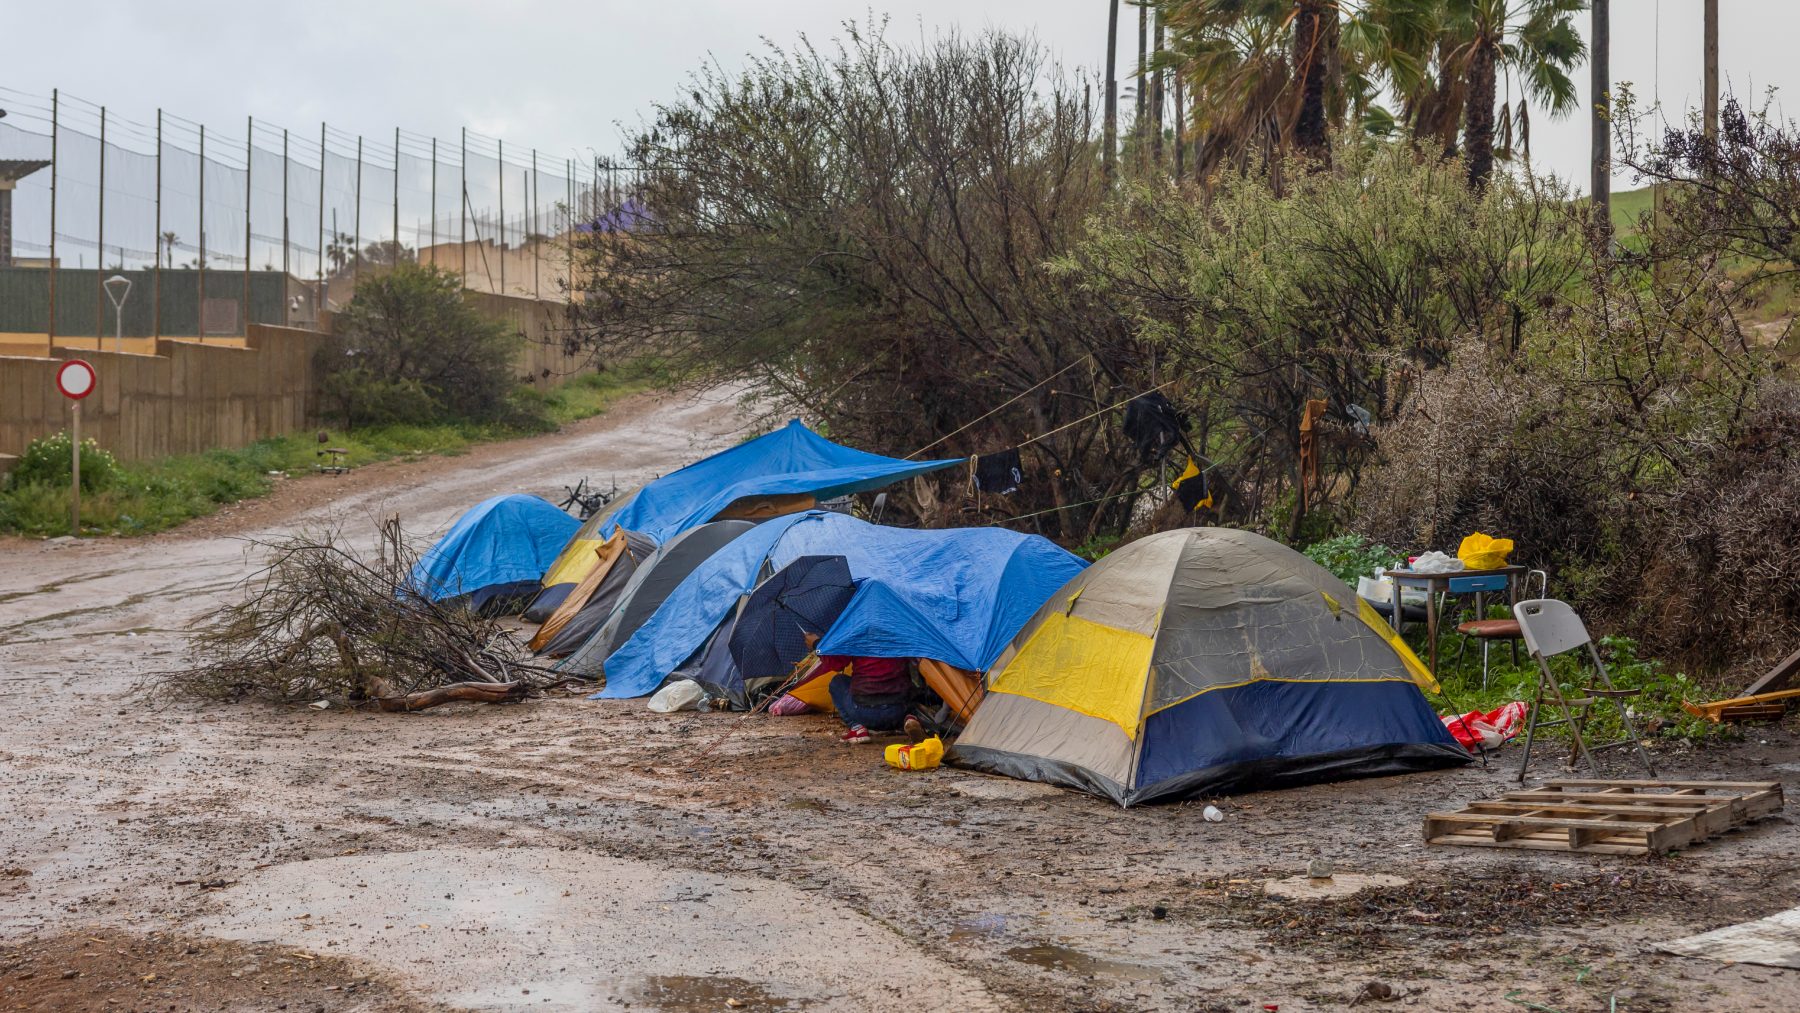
top-left (55, 359), bottom-right (96, 536)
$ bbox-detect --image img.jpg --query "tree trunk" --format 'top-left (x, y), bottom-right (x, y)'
top-left (1464, 35), bottom-right (1499, 188)
top-left (1137, 1), bottom-right (1148, 152)
top-left (1292, 0), bottom-right (1332, 166)
top-left (1152, 13), bottom-right (1166, 169)
top-left (1592, 0), bottom-right (1613, 229)
top-left (1105, 0), bottom-right (1120, 182)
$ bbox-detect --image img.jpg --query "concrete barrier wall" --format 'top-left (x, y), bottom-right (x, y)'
top-left (0, 292), bottom-right (592, 465)
top-left (0, 325), bottom-right (324, 463)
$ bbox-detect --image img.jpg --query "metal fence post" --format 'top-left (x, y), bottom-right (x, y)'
top-left (198, 123), bottom-right (206, 342)
top-left (430, 136), bottom-right (437, 259)
top-left (353, 134), bottom-right (363, 283)
top-left (48, 89), bottom-right (57, 343)
top-left (531, 147), bottom-right (539, 300)
top-left (498, 137), bottom-right (505, 295)
top-left (316, 123), bottom-right (325, 320)
top-left (96, 105), bottom-right (106, 341)
top-left (154, 108), bottom-right (162, 339)
top-left (282, 127), bottom-right (290, 308)
top-left (460, 128), bottom-right (467, 288)
top-left (244, 115), bottom-right (252, 334)
top-left (392, 126), bottom-right (400, 264)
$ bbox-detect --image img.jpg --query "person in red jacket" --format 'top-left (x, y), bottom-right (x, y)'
top-left (803, 653), bottom-right (924, 744)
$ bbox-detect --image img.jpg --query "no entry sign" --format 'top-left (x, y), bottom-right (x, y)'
top-left (56, 359), bottom-right (96, 400)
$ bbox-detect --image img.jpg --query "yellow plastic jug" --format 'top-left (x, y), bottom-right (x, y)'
top-left (884, 735), bottom-right (944, 771)
top-left (1457, 532), bottom-right (1514, 571)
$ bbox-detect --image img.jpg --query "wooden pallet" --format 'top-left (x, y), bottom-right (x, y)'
top-left (1424, 779), bottom-right (1784, 855)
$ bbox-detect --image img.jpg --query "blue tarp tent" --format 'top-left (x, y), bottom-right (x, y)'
top-left (596, 511), bottom-right (1088, 699)
top-left (603, 419), bottom-right (962, 545)
top-left (411, 494), bottom-right (581, 611)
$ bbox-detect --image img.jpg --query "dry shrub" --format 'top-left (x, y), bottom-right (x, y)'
top-left (1350, 353), bottom-right (1626, 577)
top-left (167, 525), bottom-right (556, 704)
top-left (1632, 381), bottom-right (1800, 671)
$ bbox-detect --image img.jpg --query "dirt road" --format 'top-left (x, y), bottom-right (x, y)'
top-left (3, 388), bottom-right (1799, 1012)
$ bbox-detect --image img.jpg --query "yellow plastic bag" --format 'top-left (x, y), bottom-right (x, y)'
top-left (1457, 532), bottom-right (1514, 571)
top-left (884, 736), bottom-right (944, 771)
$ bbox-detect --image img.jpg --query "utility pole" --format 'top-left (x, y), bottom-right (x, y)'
top-left (460, 128), bottom-right (468, 288)
top-left (392, 127), bottom-right (401, 267)
top-left (1104, 0), bottom-right (1119, 183)
top-left (316, 123), bottom-right (326, 321)
top-left (1590, 0), bottom-right (1611, 234)
top-left (1704, 0), bottom-right (1719, 142)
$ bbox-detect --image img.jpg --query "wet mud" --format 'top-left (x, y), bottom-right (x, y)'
top-left (2, 387), bottom-right (1800, 1011)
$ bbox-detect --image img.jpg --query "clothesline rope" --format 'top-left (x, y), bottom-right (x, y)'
top-left (907, 355), bottom-right (1093, 460)
top-left (996, 406), bottom-right (1301, 527)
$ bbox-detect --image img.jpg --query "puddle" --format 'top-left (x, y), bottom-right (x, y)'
top-left (948, 913), bottom-right (1011, 943)
top-left (625, 975), bottom-right (804, 1011)
top-left (1003, 943), bottom-right (1155, 980)
top-left (1262, 871), bottom-right (1408, 900)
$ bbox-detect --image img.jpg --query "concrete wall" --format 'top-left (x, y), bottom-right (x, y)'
top-left (0, 325), bottom-right (324, 463)
top-left (0, 291), bottom-right (592, 466)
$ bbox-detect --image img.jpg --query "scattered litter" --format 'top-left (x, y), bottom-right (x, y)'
top-left (1263, 872), bottom-right (1407, 900)
top-left (1202, 805), bottom-right (1224, 823)
top-left (1657, 905), bottom-right (1800, 968)
top-left (309, 699), bottom-right (331, 710)
top-left (1306, 858), bottom-right (1335, 880)
top-left (647, 679), bottom-right (707, 713)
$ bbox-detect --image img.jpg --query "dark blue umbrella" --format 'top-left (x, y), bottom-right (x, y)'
top-left (729, 555), bottom-right (857, 680)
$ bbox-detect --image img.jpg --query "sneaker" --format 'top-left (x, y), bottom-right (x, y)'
top-left (839, 724), bottom-right (871, 745)
top-left (902, 715), bottom-right (926, 742)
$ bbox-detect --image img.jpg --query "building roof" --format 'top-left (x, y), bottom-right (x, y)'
top-left (0, 159), bottom-right (51, 183)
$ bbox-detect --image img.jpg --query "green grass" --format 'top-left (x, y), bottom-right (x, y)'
top-left (1610, 184), bottom-right (1654, 234)
top-left (0, 361), bottom-right (669, 538)
top-left (1408, 601), bottom-right (1732, 746)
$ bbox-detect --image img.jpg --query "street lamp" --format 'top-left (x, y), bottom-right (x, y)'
top-left (103, 274), bottom-right (131, 354)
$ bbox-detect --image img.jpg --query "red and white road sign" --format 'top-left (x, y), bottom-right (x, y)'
top-left (56, 359), bottom-right (96, 400)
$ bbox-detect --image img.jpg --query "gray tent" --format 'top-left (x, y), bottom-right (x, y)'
top-left (557, 520), bottom-right (757, 678)
top-left (536, 529), bottom-right (657, 657)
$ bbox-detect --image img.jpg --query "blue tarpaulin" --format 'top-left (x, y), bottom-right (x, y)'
top-left (411, 494), bottom-right (580, 603)
top-left (596, 511), bottom-right (1088, 698)
top-left (603, 419), bottom-right (962, 545)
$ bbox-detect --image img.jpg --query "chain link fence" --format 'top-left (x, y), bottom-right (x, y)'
top-left (0, 85), bottom-right (623, 341)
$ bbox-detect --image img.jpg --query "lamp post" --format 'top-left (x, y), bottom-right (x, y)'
top-left (103, 274), bottom-right (131, 354)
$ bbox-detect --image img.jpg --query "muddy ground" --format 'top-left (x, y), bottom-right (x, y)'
top-left (2, 387), bottom-right (1798, 1012)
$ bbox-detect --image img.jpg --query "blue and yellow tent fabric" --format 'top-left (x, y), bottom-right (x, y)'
top-left (595, 511), bottom-right (1087, 699)
top-left (410, 494), bottom-right (580, 612)
top-left (602, 420), bottom-right (962, 545)
top-left (523, 489), bottom-right (640, 623)
top-left (949, 528), bottom-right (1466, 806)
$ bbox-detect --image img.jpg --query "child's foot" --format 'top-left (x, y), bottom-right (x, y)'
top-left (902, 715), bottom-right (926, 742)
top-left (838, 724), bottom-right (871, 745)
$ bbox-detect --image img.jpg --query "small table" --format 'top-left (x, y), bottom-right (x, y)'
top-left (1385, 565), bottom-right (1529, 681)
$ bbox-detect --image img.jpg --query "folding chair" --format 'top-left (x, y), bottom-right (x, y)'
top-left (1512, 599), bottom-right (1656, 782)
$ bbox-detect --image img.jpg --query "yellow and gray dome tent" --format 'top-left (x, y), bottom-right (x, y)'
top-left (948, 528), bottom-right (1468, 806)
top-left (521, 489), bottom-right (639, 624)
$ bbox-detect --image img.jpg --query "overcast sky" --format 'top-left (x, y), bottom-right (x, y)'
top-left (3, 0), bottom-right (1790, 193)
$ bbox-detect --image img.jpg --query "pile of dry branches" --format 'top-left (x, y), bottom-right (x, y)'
top-left (167, 520), bottom-right (557, 710)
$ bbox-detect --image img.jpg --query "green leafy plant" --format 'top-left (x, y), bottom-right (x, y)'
top-left (1303, 534), bottom-right (1400, 586)
top-left (10, 430), bottom-right (119, 493)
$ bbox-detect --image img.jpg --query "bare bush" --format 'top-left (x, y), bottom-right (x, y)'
top-left (167, 525), bottom-right (556, 707)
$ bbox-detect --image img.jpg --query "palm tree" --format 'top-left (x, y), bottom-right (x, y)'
top-left (1156, 1), bottom-right (1347, 178)
top-left (159, 231), bottom-right (179, 269)
top-left (1366, 0), bottom-right (1584, 187)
